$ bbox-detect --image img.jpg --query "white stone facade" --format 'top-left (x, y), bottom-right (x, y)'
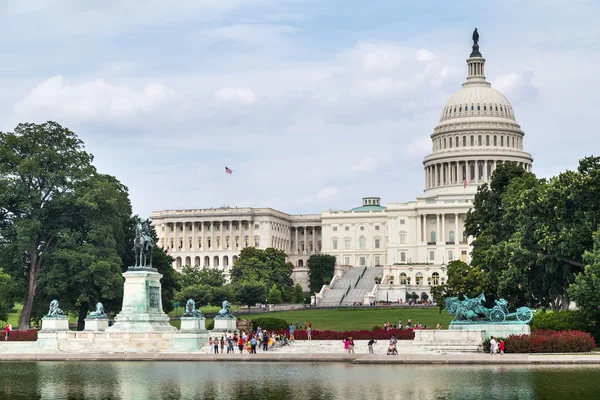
top-left (152, 37), bottom-right (533, 299)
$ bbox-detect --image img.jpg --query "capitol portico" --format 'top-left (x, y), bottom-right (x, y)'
top-left (151, 31), bottom-right (534, 301)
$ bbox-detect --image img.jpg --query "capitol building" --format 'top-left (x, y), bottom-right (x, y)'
top-left (151, 32), bottom-right (533, 303)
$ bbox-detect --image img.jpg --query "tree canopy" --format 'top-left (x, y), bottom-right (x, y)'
top-left (230, 247), bottom-right (293, 293)
top-left (0, 122), bottom-right (96, 329)
top-left (307, 254), bottom-right (336, 294)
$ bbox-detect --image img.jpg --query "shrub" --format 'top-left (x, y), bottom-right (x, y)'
top-left (0, 330), bottom-right (38, 341)
top-left (532, 310), bottom-right (588, 332)
top-left (206, 320), bottom-right (214, 330)
top-left (498, 330), bottom-right (595, 353)
top-left (251, 317), bottom-right (289, 331)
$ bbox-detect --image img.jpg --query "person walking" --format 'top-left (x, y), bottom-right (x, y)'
top-left (348, 337), bottom-right (355, 354)
top-left (213, 337), bottom-right (219, 354)
top-left (499, 340), bottom-right (505, 355)
top-left (220, 336), bottom-right (225, 354)
top-left (250, 336), bottom-right (257, 354)
top-left (343, 337), bottom-right (349, 353)
top-left (307, 326), bottom-right (312, 341)
top-left (489, 336), bottom-right (497, 356)
top-left (368, 338), bottom-right (376, 354)
top-left (4, 323), bottom-right (9, 341)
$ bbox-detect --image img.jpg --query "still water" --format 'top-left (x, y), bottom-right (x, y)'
top-left (1, 362), bottom-right (599, 400)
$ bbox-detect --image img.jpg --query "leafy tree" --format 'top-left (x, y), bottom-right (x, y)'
top-left (180, 266), bottom-right (225, 288)
top-left (307, 254), bottom-right (336, 294)
top-left (230, 247), bottom-right (293, 293)
top-left (35, 173), bottom-right (132, 330)
top-left (267, 284), bottom-right (283, 305)
top-left (235, 280), bottom-right (267, 310)
top-left (0, 122), bottom-right (95, 329)
top-left (291, 283), bottom-right (305, 303)
top-left (175, 285), bottom-right (211, 308)
top-left (569, 231), bottom-right (600, 339)
top-left (430, 260), bottom-right (485, 310)
top-left (0, 268), bottom-right (11, 322)
top-left (207, 285), bottom-right (235, 307)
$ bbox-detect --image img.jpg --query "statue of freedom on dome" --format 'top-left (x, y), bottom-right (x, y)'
top-left (472, 28), bottom-right (479, 45)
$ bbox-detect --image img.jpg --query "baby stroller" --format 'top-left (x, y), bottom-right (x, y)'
top-left (386, 342), bottom-right (398, 355)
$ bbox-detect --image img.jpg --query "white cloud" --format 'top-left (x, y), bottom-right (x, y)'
top-left (493, 71), bottom-right (538, 104)
top-left (352, 157), bottom-right (378, 172)
top-left (316, 186), bottom-right (340, 201)
top-left (406, 136), bottom-right (431, 157)
top-left (214, 88), bottom-right (258, 105)
top-left (14, 76), bottom-right (176, 121)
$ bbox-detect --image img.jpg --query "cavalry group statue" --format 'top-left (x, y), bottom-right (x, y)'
top-left (133, 219), bottom-right (154, 268)
top-left (444, 293), bottom-right (534, 324)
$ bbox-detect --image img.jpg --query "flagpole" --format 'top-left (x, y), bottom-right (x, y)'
top-left (224, 165), bottom-right (228, 208)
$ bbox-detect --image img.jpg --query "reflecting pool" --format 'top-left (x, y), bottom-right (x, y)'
top-left (1, 362), bottom-right (599, 399)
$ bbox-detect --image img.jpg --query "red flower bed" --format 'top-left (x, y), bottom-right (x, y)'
top-left (0, 330), bottom-right (38, 341)
top-left (506, 330), bottom-right (595, 353)
top-left (283, 329), bottom-right (414, 340)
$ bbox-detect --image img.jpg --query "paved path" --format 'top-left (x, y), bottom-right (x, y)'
top-left (1, 352), bottom-right (600, 364)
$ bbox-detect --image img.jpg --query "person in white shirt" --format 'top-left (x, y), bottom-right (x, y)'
top-left (489, 336), bottom-right (498, 356)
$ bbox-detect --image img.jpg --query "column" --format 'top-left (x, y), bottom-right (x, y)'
top-left (211, 221), bottom-right (215, 251)
top-left (295, 227), bottom-right (299, 254)
top-left (312, 227), bottom-right (317, 253)
top-left (249, 219), bottom-right (254, 247)
top-left (304, 227), bottom-right (308, 253)
top-left (174, 222), bottom-right (179, 251)
top-left (191, 221), bottom-right (196, 251)
top-left (220, 221), bottom-right (224, 250)
top-left (417, 214), bottom-right (422, 244)
top-left (475, 161), bottom-right (479, 184)
top-left (441, 213), bottom-right (445, 243)
top-left (454, 213), bottom-right (459, 244)
top-left (436, 215), bottom-right (440, 244)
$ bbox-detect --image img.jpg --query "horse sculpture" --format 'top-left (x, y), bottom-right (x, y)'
top-left (133, 219), bottom-right (154, 268)
top-left (444, 293), bottom-right (534, 323)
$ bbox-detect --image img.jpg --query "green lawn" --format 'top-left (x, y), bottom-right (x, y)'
top-left (242, 308), bottom-right (452, 331)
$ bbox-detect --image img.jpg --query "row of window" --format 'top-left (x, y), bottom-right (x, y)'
top-left (164, 223), bottom-right (261, 232)
top-left (332, 236), bottom-right (382, 250)
top-left (433, 133), bottom-right (522, 151)
top-left (443, 102), bottom-right (513, 119)
top-left (332, 225), bottom-right (382, 232)
top-left (341, 255), bottom-right (383, 267)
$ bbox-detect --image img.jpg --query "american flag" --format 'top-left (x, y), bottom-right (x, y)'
top-left (225, 166), bottom-right (233, 174)
top-left (463, 176), bottom-right (468, 189)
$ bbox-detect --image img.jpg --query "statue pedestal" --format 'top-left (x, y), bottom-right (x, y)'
top-left (180, 317), bottom-right (206, 331)
top-left (173, 317), bottom-right (208, 351)
top-left (449, 323), bottom-right (530, 340)
top-left (213, 317), bottom-right (237, 332)
top-left (107, 269), bottom-right (175, 332)
top-left (84, 318), bottom-right (109, 331)
top-left (41, 316), bottom-right (69, 331)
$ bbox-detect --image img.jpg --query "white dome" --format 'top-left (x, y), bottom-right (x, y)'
top-left (439, 84), bottom-right (515, 122)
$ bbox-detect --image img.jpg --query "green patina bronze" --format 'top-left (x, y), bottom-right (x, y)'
top-left (444, 293), bottom-right (535, 324)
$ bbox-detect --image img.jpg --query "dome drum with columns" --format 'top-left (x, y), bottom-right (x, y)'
top-left (423, 31), bottom-right (533, 193)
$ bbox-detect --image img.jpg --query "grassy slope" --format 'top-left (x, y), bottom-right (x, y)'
top-left (241, 308), bottom-right (452, 331)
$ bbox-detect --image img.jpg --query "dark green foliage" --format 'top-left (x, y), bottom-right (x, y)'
top-left (531, 310), bottom-right (589, 332)
top-left (307, 254), bottom-right (336, 294)
top-left (0, 269), bottom-right (11, 322)
top-left (207, 285), bottom-right (235, 307)
top-left (180, 266), bottom-right (225, 288)
top-left (290, 283), bottom-right (305, 304)
top-left (206, 320), bottom-right (214, 330)
top-left (235, 280), bottom-right (267, 309)
top-left (230, 247), bottom-right (293, 294)
top-left (267, 284), bottom-right (283, 304)
top-left (251, 317), bottom-right (289, 331)
top-left (0, 122), bottom-right (95, 329)
top-left (175, 285), bottom-right (211, 308)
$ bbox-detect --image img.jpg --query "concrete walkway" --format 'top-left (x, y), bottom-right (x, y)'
top-left (1, 352), bottom-right (600, 364)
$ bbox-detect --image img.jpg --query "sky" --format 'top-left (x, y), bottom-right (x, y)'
top-left (1, 0), bottom-right (598, 217)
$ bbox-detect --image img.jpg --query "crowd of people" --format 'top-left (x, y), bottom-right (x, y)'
top-left (381, 319), bottom-right (443, 331)
top-left (208, 327), bottom-right (293, 354)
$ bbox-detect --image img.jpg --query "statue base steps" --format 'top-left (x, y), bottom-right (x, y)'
top-left (412, 329), bottom-right (485, 353)
top-left (84, 319), bottom-right (109, 331)
top-left (449, 323), bottom-right (530, 340)
top-left (213, 318), bottom-right (237, 332)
